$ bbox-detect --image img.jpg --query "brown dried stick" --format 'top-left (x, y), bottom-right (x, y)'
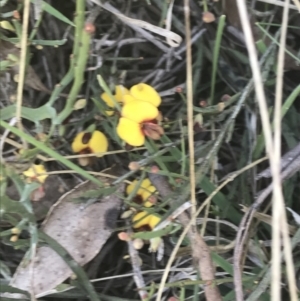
top-left (149, 171), bottom-right (222, 301)
top-left (126, 226), bottom-right (148, 300)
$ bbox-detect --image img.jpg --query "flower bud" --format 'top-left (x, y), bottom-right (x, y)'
top-left (133, 238), bottom-right (144, 250)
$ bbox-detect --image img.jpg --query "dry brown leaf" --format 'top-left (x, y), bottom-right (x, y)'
top-left (9, 178), bottom-right (124, 297)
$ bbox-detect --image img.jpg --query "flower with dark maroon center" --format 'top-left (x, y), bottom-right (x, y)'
top-left (126, 178), bottom-right (157, 207)
top-left (71, 130), bottom-right (108, 166)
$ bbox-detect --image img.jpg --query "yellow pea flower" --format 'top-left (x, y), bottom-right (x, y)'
top-left (132, 211), bottom-right (161, 230)
top-left (117, 118), bottom-right (145, 147)
top-left (126, 179), bottom-right (157, 207)
top-left (71, 130), bottom-right (108, 156)
top-left (116, 100), bottom-right (163, 147)
top-left (23, 164), bottom-right (48, 183)
top-left (121, 99), bottom-right (159, 123)
top-left (130, 83), bottom-right (161, 107)
top-left (101, 85), bottom-right (129, 116)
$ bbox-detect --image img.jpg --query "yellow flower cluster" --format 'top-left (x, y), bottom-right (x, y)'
top-left (70, 83), bottom-right (163, 166)
top-left (128, 178), bottom-right (161, 230)
top-left (22, 164), bottom-right (48, 202)
top-left (23, 164), bottom-right (48, 183)
top-left (101, 83), bottom-right (164, 147)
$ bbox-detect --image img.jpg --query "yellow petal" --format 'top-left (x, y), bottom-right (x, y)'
top-left (101, 92), bottom-right (115, 108)
top-left (143, 200), bottom-right (155, 208)
top-left (126, 179), bottom-right (155, 207)
top-left (114, 85), bottom-right (130, 102)
top-left (88, 130), bottom-right (108, 155)
top-left (71, 132), bottom-right (88, 153)
top-left (126, 179), bottom-right (139, 195)
top-left (132, 211), bottom-right (152, 229)
top-left (101, 85), bottom-right (129, 108)
top-left (105, 110), bottom-right (114, 116)
top-left (148, 214), bottom-right (161, 229)
top-left (141, 185), bottom-right (156, 202)
top-left (130, 83), bottom-right (161, 107)
top-left (140, 179), bottom-right (156, 203)
top-left (122, 94), bottom-right (137, 105)
top-left (121, 100), bottom-right (158, 123)
top-left (23, 164), bottom-right (48, 183)
top-left (126, 178), bottom-right (151, 195)
top-left (140, 178), bottom-right (152, 189)
top-left (116, 118), bottom-right (145, 147)
top-left (132, 211), bottom-right (161, 230)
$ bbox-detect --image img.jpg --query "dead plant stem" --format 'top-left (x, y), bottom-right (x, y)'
top-left (273, 0), bottom-right (297, 299)
top-left (184, 0), bottom-right (197, 225)
top-left (16, 0), bottom-right (31, 150)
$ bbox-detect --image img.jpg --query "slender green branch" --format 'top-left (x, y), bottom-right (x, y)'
top-left (54, 26), bottom-right (92, 124)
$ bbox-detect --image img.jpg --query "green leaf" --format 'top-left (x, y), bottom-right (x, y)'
top-left (210, 15), bottom-right (226, 105)
top-left (6, 168), bottom-right (25, 196)
top-left (0, 60), bottom-right (15, 71)
top-left (0, 195), bottom-right (35, 221)
top-left (132, 223), bottom-right (174, 240)
top-left (30, 0), bottom-right (74, 27)
top-left (73, 187), bottom-right (117, 203)
top-left (212, 252), bottom-right (233, 275)
top-left (0, 260), bottom-right (11, 280)
top-left (200, 176), bottom-right (241, 224)
top-left (31, 39), bottom-right (67, 46)
top-left (0, 104), bottom-right (56, 122)
top-left (0, 283), bottom-right (30, 297)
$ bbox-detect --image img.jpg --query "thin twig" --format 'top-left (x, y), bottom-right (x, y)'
top-left (16, 0), bottom-right (31, 150)
top-left (183, 0), bottom-right (197, 223)
top-left (271, 0), bottom-right (288, 298)
top-left (273, 0), bottom-right (297, 299)
top-left (0, 118), bottom-right (17, 163)
top-left (256, 143), bottom-right (300, 179)
top-left (126, 225), bottom-right (148, 300)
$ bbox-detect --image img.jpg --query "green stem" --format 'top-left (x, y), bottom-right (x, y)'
top-left (54, 27), bottom-right (91, 124)
top-left (29, 12), bottom-right (44, 41)
top-left (52, 0), bottom-right (87, 124)
top-left (73, 0), bottom-right (86, 64)
top-left (209, 15), bottom-right (226, 105)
